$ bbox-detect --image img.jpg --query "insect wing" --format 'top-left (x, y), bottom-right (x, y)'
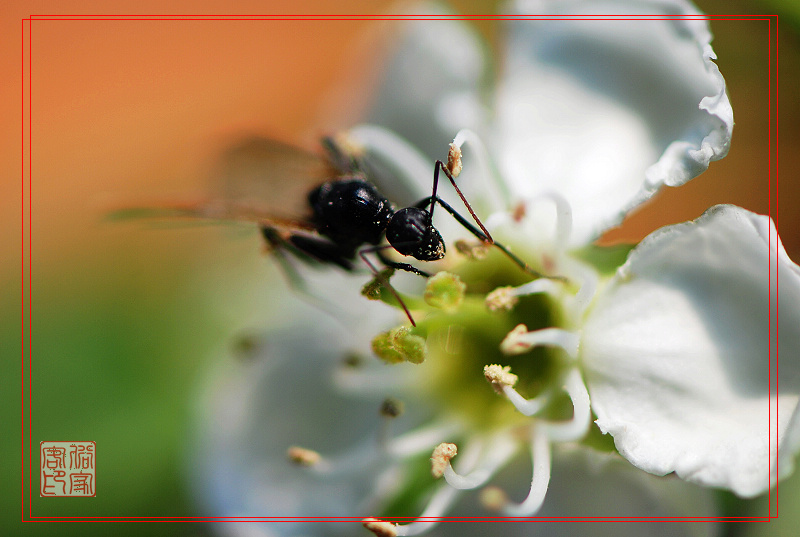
top-left (107, 198), bottom-right (316, 234)
top-left (213, 136), bottom-right (334, 221)
top-left (109, 136), bottom-right (335, 233)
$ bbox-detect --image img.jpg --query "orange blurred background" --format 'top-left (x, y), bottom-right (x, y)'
top-left (4, 0), bottom-right (797, 274)
top-left (8, 1), bottom-right (393, 270)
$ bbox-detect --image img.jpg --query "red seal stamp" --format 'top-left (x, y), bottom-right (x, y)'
top-left (40, 441), bottom-right (95, 497)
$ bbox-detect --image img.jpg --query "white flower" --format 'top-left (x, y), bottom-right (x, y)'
top-left (196, 1), bottom-right (799, 535)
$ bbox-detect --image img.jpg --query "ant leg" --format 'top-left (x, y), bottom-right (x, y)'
top-left (259, 228), bottom-right (359, 321)
top-left (414, 196), bottom-right (549, 279)
top-left (415, 195), bottom-right (488, 242)
top-left (422, 158), bottom-right (566, 281)
top-left (425, 159), bottom-right (494, 243)
top-left (358, 244), bottom-right (418, 327)
top-left (262, 227), bottom-right (356, 269)
top-left (375, 249), bottom-right (432, 278)
top-left (284, 234), bottom-right (357, 271)
top-left (260, 228), bottom-right (313, 292)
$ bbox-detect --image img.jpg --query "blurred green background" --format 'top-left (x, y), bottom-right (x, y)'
top-left (3, 0), bottom-right (799, 535)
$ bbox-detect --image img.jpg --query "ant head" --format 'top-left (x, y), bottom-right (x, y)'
top-left (386, 207), bottom-right (445, 261)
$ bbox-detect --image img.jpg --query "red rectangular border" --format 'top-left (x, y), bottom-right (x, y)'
top-left (20, 12), bottom-right (780, 524)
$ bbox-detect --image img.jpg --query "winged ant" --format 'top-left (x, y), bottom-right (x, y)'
top-left (113, 135), bottom-right (543, 326)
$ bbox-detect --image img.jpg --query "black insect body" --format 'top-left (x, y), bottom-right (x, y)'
top-left (385, 207), bottom-right (445, 261)
top-left (114, 136), bottom-right (538, 326)
top-left (299, 178), bottom-right (446, 272)
top-left (307, 179), bottom-right (395, 259)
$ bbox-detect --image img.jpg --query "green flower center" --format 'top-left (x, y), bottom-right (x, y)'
top-left (377, 250), bottom-right (575, 432)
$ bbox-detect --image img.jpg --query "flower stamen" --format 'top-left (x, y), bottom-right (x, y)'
top-left (387, 421), bottom-right (463, 459)
top-left (372, 326), bottom-right (428, 365)
top-left (285, 441), bottom-right (373, 476)
top-left (560, 257), bottom-right (600, 319)
top-left (479, 486), bottom-right (509, 511)
top-left (447, 143), bottom-right (463, 177)
top-left (500, 426), bottom-right (551, 516)
top-left (486, 278), bottom-right (563, 312)
top-left (500, 324), bottom-right (580, 358)
top-left (484, 190), bottom-right (574, 267)
top-left (451, 128), bottom-right (507, 212)
top-left (454, 238), bottom-right (490, 260)
top-left (286, 446), bottom-right (322, 467)
top-left (485, 287), bottom-right (518, 312)
top-left (380, 397), bottom-right (405, 418)
top-left (378, 397), bottom-right (405, 449)
top-left (393, 485), bottom-right (460, 536)
top-left (501, 384), bottom-right (554, 417)
top-left (423, 272), bottom-right (466, 312)
top-left (431, 442), bottom-right (458, 478)
top-left (535, 191), bottom-right (573, 252)
top-left (443, 435), bottom-right (518, 490)
top-left (483, 364), bottom-right (518, 394)
top-left (363, 518), bottom-right (398, 537)
top-left (540, 367), bottom-right (591, 442)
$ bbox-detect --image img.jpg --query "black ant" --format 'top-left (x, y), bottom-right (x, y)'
top-left (261, 136), bottom-right (544, 325)
top-left (113, 135), bottom-right (542, 326)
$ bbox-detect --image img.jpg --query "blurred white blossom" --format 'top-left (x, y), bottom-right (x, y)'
top-left (196, 1), bottom-right (799, 536)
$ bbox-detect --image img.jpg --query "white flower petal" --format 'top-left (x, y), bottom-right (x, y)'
top-left (494, 0), bottom-right (733, 246)
top-left (439, 448), bottom-right (717, 537)
top-left (539, 449), bottom-right (718, 536)
top-left (348, 123), bottom-right (433, 207)
top-left (581, 205), bottom-right (800, 497)
top-left (195, 314), bottom-right (427, 534)
top-left (363, 4), bottom-right (488, 159)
